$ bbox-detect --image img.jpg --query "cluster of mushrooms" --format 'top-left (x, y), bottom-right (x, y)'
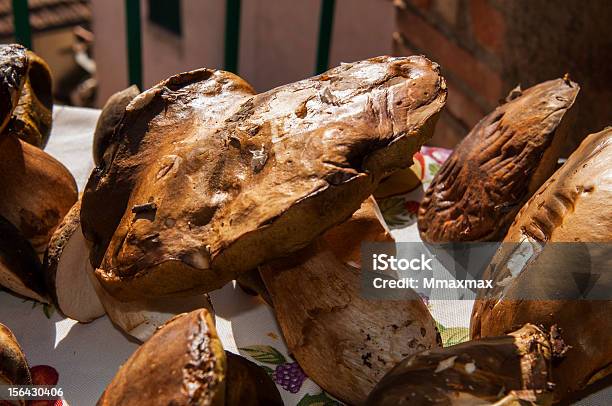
top-left (0, 42), bottom-right (610, 405)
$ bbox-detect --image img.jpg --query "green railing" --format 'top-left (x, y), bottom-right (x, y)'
top-left (10, 0), bottom-right (336, 89)
top-left (11, 0), bottom-right (31, 49)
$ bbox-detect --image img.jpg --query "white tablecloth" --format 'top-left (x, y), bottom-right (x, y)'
top-left (0, 106), bottom-right (606, 405)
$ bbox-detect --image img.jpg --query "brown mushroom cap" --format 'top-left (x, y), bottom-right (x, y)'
top-left (98, 308), bottom-right (226, 406)
top-left (0, 323), bottom-right (32, 389)
top-left (418, 78), bottom-right (579, 242)
top-left (470, 127), bottom-right (612, 399)
top-left (92, 85), bottom-right (140, 165)
top-left (366, 324), bottom-right (556, 406)
top-left (0, 214), bottom-right (47, 302)
top-left (81, 56), bottom-right (446, 300)
top-left (225, 351), bottom-right (282, 406)
top-left (260, 197), bottom-right (440, 405)
top-left (4, 50), bottom-right (53, 148)
top-left (0, 135), bottom-right (78, 256)
top-left (0, 44), bottom-right (28, 135)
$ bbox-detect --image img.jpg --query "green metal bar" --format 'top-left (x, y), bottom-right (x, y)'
top-left (125, 0), bottom-right (142, 89)
top-left (12, 0), bottom-right (31, 49)
top-left (315, 0), bottom-right (335, 74)
top-left (224, 0), bottom-right (241, 73)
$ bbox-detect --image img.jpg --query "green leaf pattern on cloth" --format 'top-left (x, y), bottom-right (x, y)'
top-left (378, 196), bottom-right (415, 227)
top-left (239, 345), bottom-right (287, 365)
top-left (23, 298), bottom-right (55, 319)
top-left (436, 321), bottom-right (470, 347)
top-left (297, 392), bottom-right (342, 406)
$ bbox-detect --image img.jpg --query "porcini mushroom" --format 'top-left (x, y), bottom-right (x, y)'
top-left (418, 78), bottom-right (579, 242)
top-left (81, 56), bottom-right (447, 300)
top-left (45, 199), bottom-right (214, 339)
top-left (471, 127), bottom-right (612, 400)
top-left (98, 308), bottom-right (226, 405)
top-left (259, 197), bottom-right (440, 405)
top-left (366, 324), bottom-right (561, 405)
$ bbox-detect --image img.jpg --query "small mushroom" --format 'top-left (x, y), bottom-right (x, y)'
top-left (0, 214), bottom-right (47, 302)
top-left (225, 351), bottom-right (282, 406)
top-left (366, 324), bottom-right (560, 405)
top-left (44, 198), bottom-right (104, 322)
top-left (0, 323), bottom-right (32, 403)
top-left (0, 135), bottom-right (78, 256)
top-left (259, 197), bottom-right (440, 405)
top-left (98, 308), bottom-right (226, 405)
top-left (92, 85), bottom-right (140, 165)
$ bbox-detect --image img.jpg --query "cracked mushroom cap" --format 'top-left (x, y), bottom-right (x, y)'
top-left (98, 308), bottom-right (226, 406)
top-left (366, 324), bottom-right (557, 406)
top-left (418, 78), bottom-right (579, 242)
top-left (0, 135), bottom-right (78, 256)
top-left (0, 323), bottom-right (32, 391)
top-left (259, 197), bottom-right (440, 405)
top-left (0, 44), bottom-right (28, 135)
top-left (470, 127), bottom-right (612, 400)
top-left (81, 56), bottom-right (447, 300)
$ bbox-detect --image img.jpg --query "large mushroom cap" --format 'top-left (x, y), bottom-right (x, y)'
top-left (82, 56), bottom-right (446, 300)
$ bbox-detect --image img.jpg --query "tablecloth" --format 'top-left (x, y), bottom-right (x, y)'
top-left (0, 106), bottom-right (606, 405)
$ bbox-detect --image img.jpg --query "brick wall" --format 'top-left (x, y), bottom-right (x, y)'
top-left (393, 0), bottom-right (612, 152)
